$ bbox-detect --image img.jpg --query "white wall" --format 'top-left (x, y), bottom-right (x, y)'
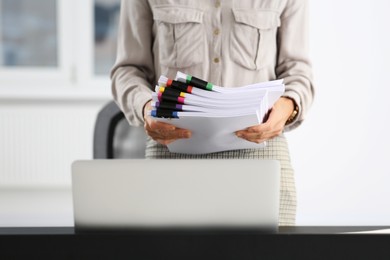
top-left (0, 99), bottom-right (107, 187)
top-left (286, 0), bottom-right (390, 225)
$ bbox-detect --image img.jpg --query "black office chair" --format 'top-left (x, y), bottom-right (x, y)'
top-left (93, 101), bottom-right (147, 159)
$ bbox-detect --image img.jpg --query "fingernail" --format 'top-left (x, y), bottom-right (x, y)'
top-left (236, 133), bottom-right (242, 137)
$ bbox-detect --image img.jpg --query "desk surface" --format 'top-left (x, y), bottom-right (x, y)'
top-left (1, 226), bottom-right (389, 260)
top-left (0, 225), bottom-right (390, 234)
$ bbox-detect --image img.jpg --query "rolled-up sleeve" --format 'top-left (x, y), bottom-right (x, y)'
top-left (110, 0), bottom-right (155, 126)
top-left (276, 0), bottom-right (315, 131)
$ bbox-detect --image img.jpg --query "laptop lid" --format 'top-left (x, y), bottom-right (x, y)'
top-left (71, 159), bottom-right (280, 230)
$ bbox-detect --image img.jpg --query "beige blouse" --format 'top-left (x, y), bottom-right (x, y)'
top-left (111, 0), bottom-right (315, 131)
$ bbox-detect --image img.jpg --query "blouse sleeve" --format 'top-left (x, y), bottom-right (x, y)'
top-left (276, 0), bottom-right (315, 131)
top-left (110, 0), bottom-right (155, 126)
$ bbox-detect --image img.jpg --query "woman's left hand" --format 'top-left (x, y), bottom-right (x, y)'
top-left (236, 97), bottom-right (295, 144)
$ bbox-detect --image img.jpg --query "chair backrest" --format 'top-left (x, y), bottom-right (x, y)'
top-left (93, 101), bottom-right (148, 159)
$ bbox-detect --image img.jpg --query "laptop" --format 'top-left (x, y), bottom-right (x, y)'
top-left (71, 159), bottom-right (280, 231)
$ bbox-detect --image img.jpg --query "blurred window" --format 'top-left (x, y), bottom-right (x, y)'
top-left (0, 0), bottom-right (121, 88)
top-left (0, 0), bottom-right (58, 67)
top-left (94, 0), bottom-right (120, 75)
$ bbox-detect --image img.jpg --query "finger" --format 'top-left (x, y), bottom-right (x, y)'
top-left (246, 123), bottom-right (271, 133)
top-left (246, 128), bottom-right (282, 140)
top-left (148, 120), bottom-right (176, 131)
top-left (237, 129), bottom-right (267, 140)
top-left (241, 130), bottom-right (282, 143)
top-left (156, 139), bottom-right (177, 145)
top-left (180, 129), bottom-right (192, 138)
top-left (240, 120), bottom-right (285, 138)
top-left (163, 129), bottom-right (192, 139)
top-left (251, 132), bottom-right (280, 143)
top-left (147, 128), bottom-right (191, 140)
top-left (145, 118), bottom-right (177, 137)
top-left (239, 135), bottom-right (267, 144)
top-left (240, 133), bottom-right (266, 142)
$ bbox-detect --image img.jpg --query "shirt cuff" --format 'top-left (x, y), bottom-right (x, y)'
top-left (131, 91), bottom-right (153, 126)
top-left (282, 90), bottom-right (302, 132)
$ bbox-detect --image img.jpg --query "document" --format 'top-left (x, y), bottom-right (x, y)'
top-left (158, 75), bottom-right (281, 100)
top-left (150, 72), bottom-right (285, 154)
top-left (154, 111), bottom-right (266, 154)
top-left (152, 92), bottom-right (266, 110)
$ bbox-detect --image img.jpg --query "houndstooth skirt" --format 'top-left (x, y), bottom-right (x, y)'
top-left (145, 134), bottom-right (297, 226)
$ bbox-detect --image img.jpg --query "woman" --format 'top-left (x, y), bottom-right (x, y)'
top-left (111, 0), bottom-right (315, 225)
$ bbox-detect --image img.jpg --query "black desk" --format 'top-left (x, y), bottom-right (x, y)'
top-left (1, 226), bottom-right (389, 259)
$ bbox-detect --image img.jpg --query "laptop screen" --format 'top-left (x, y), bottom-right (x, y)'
top-left (72, 159), bottom-right (280, 231)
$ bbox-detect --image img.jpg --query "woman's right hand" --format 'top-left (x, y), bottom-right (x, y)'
top-left (143, 101), bottom-right (192, 145)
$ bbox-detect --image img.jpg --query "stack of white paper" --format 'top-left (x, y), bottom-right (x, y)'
top-left (149, 71), bottom-right (285, 154)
